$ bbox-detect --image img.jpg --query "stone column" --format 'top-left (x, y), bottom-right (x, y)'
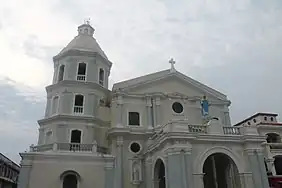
top-left (115, 136), bottom-right (123, 188)
top-left (165, 148), bottom-right (184, 188)
top-left (117, 95), bottom-right (123, 127)
top-left (17, 157), bottom-right (32, 188)
top-left (145, 155), bottom-right (153, 188)
top-left (105, 161), bottom-right (115, 188)
top-left (146, 97), bottom-right (153, 129)
top-left (155, 97), bottom-right (161, 126)
top-left (193, 173), bottom-right (205, 188)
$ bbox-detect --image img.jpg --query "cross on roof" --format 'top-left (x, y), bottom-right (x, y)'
top-left (169, 58), bottom-right (176, 71)
top-left (84, 18), bottom-right (91, 25)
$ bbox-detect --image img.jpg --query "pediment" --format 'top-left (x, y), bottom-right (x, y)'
top-left (114, 70), bottom-right (227, 101)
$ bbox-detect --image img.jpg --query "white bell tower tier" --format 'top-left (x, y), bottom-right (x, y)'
top-left (36, 22), bottom-right (113, 153)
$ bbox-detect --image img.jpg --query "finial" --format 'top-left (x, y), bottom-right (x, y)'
top-left (169, 58), bottom-right (176, 72)
top-left (84, 18), bottom-right (91, 25)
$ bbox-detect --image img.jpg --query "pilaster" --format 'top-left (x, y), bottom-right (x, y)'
top-left (245, 149), bottom-right (268, 188)
top-left (165, 146), bottom-right (191, 188)
top-left (155, 97), bottom-right (161, 126)
top-left (105, 161), bottom-right (115, 188)
top-left (145, 155), bottom-right (153, 188)
top-left (115, 136), bottom-right (123, 188)
top-left (146, 97), bottom-right (153, 129)
top-left (192, 173), bottom-right (204, 188)
top-left (116, 95), bottom-right (123, 127)
top-left (17, 157), bottom-right (32, 188)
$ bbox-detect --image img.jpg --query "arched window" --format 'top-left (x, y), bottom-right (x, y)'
top-left (77, 62), bottom-right (86, 81)
top-left (73, 94), bottom-right (84, 114)
top-left (99, 68), bottom-right (104, 86)
top-left (58, 65), bottom-right (65, 82)
top-left (52, 96), bottom-right (59, 114)
top-left (61, 171), bottom-right (80, 188)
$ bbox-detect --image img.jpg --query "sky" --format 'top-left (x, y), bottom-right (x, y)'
top-left (0, 0), bottom-right (282, 163)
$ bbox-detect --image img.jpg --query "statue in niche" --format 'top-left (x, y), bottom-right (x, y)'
top-left (132, 162), bottom-right (140, 182)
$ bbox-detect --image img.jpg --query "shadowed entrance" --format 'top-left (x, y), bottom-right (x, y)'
top-left (154, 159), bottom-right (166, 188)
top-left (203, 153), bottom-right (241, 188)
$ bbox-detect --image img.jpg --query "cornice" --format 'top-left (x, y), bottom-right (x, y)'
top-left (107, 127), bottom-right (155, 138)
top-left (53, 49), bottom-right (112, 68)
top-left (38, 114), bottom-right (111, 127)
top-left (20, 151), bottom-right (115, 162)
top-left (46, 80), bottom-right (111, 94)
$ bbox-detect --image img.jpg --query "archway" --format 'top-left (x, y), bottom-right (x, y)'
top-left (60, 170), bottom-right (80, 188)
top-left (274, 155), bottom-right (282, 175)
top-left (154, 159), bottom-right (166, 188)
top-left (203, 153), bottom-right (241, 188)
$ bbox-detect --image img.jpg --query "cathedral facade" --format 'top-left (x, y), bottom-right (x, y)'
top-left (17, 23), bottom-right (282, 188)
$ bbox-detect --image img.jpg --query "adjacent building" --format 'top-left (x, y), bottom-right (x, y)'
top-left (0, 153), bottom-right (20, 188)
top-left (17, 22), bottom-right (282, 188)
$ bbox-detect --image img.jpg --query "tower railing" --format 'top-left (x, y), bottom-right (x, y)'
top-left (77, 75), bottom-right (86, 81)
top-left (74, 106), bottom-right (83, 114)
top-left (29, 143), bottom-right (109, 154)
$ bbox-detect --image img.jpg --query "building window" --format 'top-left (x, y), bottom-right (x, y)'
top-left (253, 119), bottom-right (257, 123)
top-left (172, 102), bottom-right (183, 114)
top-left (99, 68), bottom-right (104, 86)
top-left (271, 117), bottom-right (274, 121)
top-left (63, 174), bottom-right (78, 188)
top-left (128, 112), bottom-right (140, 126)
top-left (264, 117), bottom-right (267, 121)
top-left (247, 122), bottom-right (251, 125)
top-left (45, 131), bottom-right (52, 144)
top-left (52, 96), bottom-right (59, 114)
top-left (77, 62), bottom-right (86, 81)
top-left (58, 65), bottom-right (65, 82)
top-left (73, 94), bottom-right (84, 114)
top-left (70, 130), bottom-right (82, 143)
top-left (130, 142), bottom-right (141, 153)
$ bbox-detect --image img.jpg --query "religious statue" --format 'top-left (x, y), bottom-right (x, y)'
top-left (201, 95), bottom-right (210, 118)
top-left (132, 162), bottom-right (140, 182)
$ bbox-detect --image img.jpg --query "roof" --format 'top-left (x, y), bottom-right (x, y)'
top-left (234, 112), bottom-right (278, 126)
top-left (0, 153), bottom-right (20, 170)
top-left (112, 69), bottom-right (227, 100)
top-left (54, 24), bottom-right (108, 60)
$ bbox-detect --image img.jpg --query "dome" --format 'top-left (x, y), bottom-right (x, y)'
top-left (55, 23), bottom-right (108, 60)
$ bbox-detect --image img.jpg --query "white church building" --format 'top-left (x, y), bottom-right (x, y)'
top-left (17, 22), bottom-right (282, 188)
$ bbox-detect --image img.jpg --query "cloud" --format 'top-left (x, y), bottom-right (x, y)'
top-left (1, 0), bottom-right (282, 162)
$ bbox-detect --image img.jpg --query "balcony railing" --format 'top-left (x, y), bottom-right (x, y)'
top-left (73, 106), bottom-right (83, 114)
top-left (77, 75), bottom-right (86, 81)
top-left (223, 127), bottom-right (241, 135)
top-left (30, 143), bottom-right (109, 154)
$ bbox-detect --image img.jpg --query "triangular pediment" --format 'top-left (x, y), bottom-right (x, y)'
top-left (113, 70), bottom-right (227, 101)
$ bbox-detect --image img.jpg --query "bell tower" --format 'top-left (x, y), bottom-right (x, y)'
top-left (37, 22), bottom-right (112, 149)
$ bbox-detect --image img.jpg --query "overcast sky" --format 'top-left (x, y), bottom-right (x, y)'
top-left (0, 0), bottom-right (282, 163)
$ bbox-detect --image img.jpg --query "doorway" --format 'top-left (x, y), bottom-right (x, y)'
top-left (154, 159), bottom-right (166, 188)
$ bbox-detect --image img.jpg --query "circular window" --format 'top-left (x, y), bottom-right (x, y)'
top-left (130, 142), bottom-right (141, 153)
top-left (172, 102), bottom-right (184, 114)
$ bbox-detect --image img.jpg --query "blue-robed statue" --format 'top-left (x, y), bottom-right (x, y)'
top-left (201, 95), bottom-right (210, 117)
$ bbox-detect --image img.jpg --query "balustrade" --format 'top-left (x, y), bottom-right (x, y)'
top-left (30, 143), bottom-right (109, 154)
top-left (223, 127), bottom-right (241, 135)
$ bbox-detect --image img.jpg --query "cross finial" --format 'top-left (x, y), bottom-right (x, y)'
top-left (84, 18), bottom-right (91, 25)
top-left (169, 58), bottom-right (176, 72)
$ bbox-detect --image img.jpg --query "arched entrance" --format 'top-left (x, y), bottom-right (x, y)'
top-left (203, 153), bottom-right (241, 188)
top-left (274, 155), bottom-right (282, 175)
top-left (154, 159), bottom-right (166, 188)
top-left (60, 170), bottom-right (80, 188)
